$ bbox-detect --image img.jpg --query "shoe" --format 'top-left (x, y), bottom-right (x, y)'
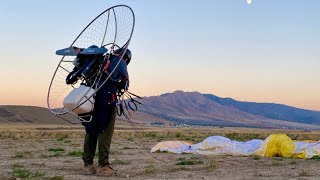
top-left (83, 164), bottom-right (97, 175)
top-left (96, 164), bottom-right (117, 176)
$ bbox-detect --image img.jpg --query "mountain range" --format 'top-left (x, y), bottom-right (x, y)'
top-left (1, 90), bottom-right (320, 129)
top-left (137, 91), bottom-right (320, 129)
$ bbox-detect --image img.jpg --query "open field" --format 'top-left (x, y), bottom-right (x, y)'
top-left (1, 123), bottom-right (320, 179)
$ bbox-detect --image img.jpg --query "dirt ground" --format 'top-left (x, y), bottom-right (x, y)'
top-left (1, 125), bottom-right (320, 180)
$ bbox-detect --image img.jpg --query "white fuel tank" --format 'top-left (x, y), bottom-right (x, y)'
top-left (63, 85), bottom-right (95, 114)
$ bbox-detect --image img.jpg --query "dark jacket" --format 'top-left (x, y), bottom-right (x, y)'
top-left (82, 55), bottom-right (129, 134)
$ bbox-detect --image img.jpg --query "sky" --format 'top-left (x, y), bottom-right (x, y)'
top-left (0, 0), bottom-right (319, 111)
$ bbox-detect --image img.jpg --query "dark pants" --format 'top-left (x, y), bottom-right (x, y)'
top-left (82, 107), bottom-right (116, 166)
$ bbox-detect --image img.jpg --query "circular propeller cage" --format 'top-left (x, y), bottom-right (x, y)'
top-left (47, 5), bottom-right (135, 123)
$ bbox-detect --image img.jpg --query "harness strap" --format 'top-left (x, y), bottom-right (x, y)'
top-left (127, 91), bottom-right (142, 99)
top-left (104, 59), bottom-right (111, 73)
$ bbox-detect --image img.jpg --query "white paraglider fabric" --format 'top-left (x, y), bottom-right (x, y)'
top-left (151, 135), bottom-right (320, 159)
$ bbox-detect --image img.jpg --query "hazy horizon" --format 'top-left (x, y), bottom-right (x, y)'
top-left (0, 0), bottom-right (319, 111)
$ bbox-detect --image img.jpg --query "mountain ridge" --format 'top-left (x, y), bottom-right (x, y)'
top-left (139, 91), bottom-right (320, 129)
top-left (1, 91), bottom-right (320, 130)
top-left (203, 93), bottom-right (320, 124)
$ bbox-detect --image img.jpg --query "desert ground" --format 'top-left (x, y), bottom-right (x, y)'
top-left (1, 123), bottom-right (320, 180)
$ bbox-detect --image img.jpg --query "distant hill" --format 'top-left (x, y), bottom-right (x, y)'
top-left (0, 105), bottom-right (167, 125)
top-left (203, 94), bottom-right (320, 125)
top-left (138, 91), bottom-right (320, 130)
top-left (0, 105), bottom-right (69, 124)
top-left (2, 91), bottom-right (320, 130)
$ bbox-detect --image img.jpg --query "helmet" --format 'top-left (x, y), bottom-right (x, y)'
top-left (114, 48), bottom-right (132, 65)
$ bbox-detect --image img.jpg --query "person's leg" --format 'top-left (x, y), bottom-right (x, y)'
top-left (82, 133), bottom-right (98, 165)
top-left (97, 107), bottom-right (116, 166)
